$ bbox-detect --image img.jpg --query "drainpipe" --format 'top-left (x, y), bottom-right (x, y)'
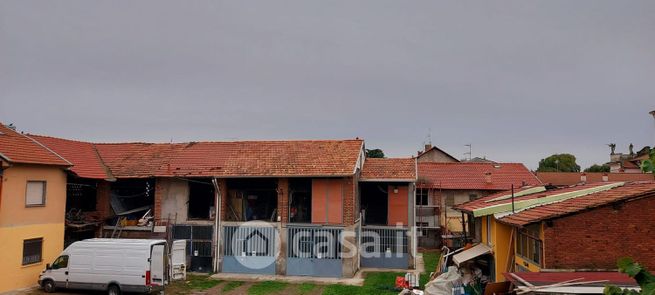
top-left (212, 178), bottom-right (222, 273)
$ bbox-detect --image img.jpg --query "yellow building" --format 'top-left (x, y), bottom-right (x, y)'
top-left (0, 123), bottom-right (71, 293)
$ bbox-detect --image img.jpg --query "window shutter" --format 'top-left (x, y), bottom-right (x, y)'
top-left (26, 181), bottom-right (45, 206)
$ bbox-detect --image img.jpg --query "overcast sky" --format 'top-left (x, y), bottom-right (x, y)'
top-left (1, 1), bottom-right (654, 169)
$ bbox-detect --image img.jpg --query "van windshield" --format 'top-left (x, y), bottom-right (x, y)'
top-left (52, 255), bottom-right (68, 269)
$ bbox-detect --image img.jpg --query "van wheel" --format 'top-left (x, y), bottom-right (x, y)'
top-left (42, 280), bottom-right (56, 293)
top-left (107, 284), bottom-right (121, 295)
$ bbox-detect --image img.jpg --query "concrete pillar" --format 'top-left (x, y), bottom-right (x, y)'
top-left (275, 224), bottom-right (287, 275)
top-left (341, 225), bottom-right (359, 278)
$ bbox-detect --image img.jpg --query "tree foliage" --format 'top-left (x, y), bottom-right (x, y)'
top-left (537, 154), bottom-right (581, 172)
top-left (365, 148), bottom-right (385, 158)
top-left (585, 164), bottom-right (611, 173)
top-left (604, 257), bottom-right (655, 295)
top-left (641, 149), bottom-right (655, 175)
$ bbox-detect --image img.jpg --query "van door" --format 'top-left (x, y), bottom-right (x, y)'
top-left (150, 245), bottom-right (166, 286)
top-left (48, 255), bottom-right (69, 288)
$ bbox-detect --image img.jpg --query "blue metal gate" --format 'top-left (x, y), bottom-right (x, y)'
top-left (287, 226), bottom-right (343, 277)
top-left (222, 224), bottom-right (277, 274)
top-left (360, 226), bottom-right (409, 269)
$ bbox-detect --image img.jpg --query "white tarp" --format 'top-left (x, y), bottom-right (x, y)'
top-left (452, 244), bottom-right (492, 266)
top-left (424, 266), bottom-right (462, 295)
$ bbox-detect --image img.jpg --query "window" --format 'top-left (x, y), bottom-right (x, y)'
top-left (445, 193), bottom-right (455, 207)
top-left (416, 190), bottom-right (429, 205)
top-left (51, 255), bottom-right (68, 269)
top-left (22, 238), bottom-right (43, 265)
top-left (26, 181), bottom-right (46, 206)
top-left (516, 225), bottom-right (542, 266)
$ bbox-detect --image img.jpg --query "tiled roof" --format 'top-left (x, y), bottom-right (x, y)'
top-left (417, 162), bottom-right (541, 190)
top-left (95, 139), bottom-right (364, 178)
top-left (30, 135), bottom-right (113, 180)
top-left (360, 158), bottom-right (416, 181)
top-left (536, 172), bottom-right (654, 186)
top-left (0, 123), bottom-right (71, 166)
top-left (456, 181), bottom-right (655, 227)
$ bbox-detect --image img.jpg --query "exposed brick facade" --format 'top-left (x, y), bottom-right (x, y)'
top-left (154, 178), bottom-right (164, 220)
top-left (218, 178), bottom-right (228, 221)
top-left (95, 181), bottom-right (112, 219)
top-left (277, 178), bottom-right (289, 223)
top-left (343, 176), bottom-right (356, 225)
top-left (543, 194), bottom-right (655, 270)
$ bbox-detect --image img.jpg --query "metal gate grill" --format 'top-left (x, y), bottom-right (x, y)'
top-left (221, 224), bottom-right (277, 275)
top-left (172, 225), bottom-right (213, 272)
top-left (287, 226), bottom-right (343, 277)
top-left (360, 226), bottom-right (409, 269)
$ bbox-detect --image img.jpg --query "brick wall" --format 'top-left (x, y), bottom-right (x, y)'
top-left (343, 176), bottom-right (356, 226)
top-left (277, 178), bottom-right (289, 223)
top-left (218, 178), bottom-right (227, 221)
top-left (95, 181), bottom-right (112, 219)
top-left (154, 178), bottom-right (164, 220)
top-left (543, 194), bottom-right (655, 270)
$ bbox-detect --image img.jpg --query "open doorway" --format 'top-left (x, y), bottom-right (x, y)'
top-left (226, 179), bottom-right (278, 222)
top-left (188, 178), bottom-right (215, 220)
top-left (360, 182), bottom-right (388, 225)
top-left (289, 178), bottom-right (311, 223)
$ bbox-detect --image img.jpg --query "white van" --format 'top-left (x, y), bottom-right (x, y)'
top-left (38, 238), bottom-right (167, 294)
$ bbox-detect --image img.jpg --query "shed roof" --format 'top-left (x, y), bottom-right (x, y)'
top-left (417, 162), bottom-right (541, 190)
top-left (0, 123), bottom-right (71, 166)
top-left (456, 181), bottom-right (655, 226)
top-left (360, 157), bottom-right (416, 182)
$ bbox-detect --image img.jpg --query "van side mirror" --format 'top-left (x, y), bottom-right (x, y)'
top-left (45, 263), bottom-right (51, 270)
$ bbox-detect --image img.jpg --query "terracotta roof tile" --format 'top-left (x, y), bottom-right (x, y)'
top-left (29, 135), bottom-right (112, 179)
top-left (536, 172), bottom-right (654, 186)
top-left (0, 123), bottom-right (70, 166)
top-left (95, 139), bottom-right (363, 178)
top-left (499, 181), bottom-right (655, 226)
top-left (456, 181), bottom-right (655, 227)
top-left (360, 158), bottom-right (416, 181)
top-left (417, 162), bottom-right (541, 190)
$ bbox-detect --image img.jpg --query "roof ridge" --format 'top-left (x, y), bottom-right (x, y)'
top-left (22, 134), bottom-right (73, 166)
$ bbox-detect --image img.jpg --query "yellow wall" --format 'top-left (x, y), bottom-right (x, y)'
top-left (0, 164), bottom-right (67, 293)
top-left (513, 222), bottom-right (543, 273)
top-left (480, 216), bottom-right (514, 282)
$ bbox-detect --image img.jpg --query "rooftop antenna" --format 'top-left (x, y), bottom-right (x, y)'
top-left (464, 144), bottom-right (472, 161)
top-left (427, 128), bottom-right (432, 146)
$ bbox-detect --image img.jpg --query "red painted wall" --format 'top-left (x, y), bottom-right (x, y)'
top-left (543, 194), bottom-right (655, 270)
top-left (387, 184), bottom-right (409, 226)
top-left (312, 178), bottom-right (344, 224)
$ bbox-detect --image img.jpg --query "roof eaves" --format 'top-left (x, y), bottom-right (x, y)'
top-left (0, 151), bottom-right (12, 163)
top-left (359, 178), bottom-right (416, 182)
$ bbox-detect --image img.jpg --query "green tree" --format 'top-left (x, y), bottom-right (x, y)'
top-left (641, 149), bottom-right (655, 175)
top-left (604, 257), bottom-right (655, 295)
top-left (585, 164), bottom-right (611, 173)
top-left (365, 148), bottom-right (385, 158)
top-left (537, 154), bottom-right (581, 172)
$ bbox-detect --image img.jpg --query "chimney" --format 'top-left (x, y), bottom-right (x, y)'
top-left (602, 173), bottom-right (609, 182)
top-left (484, 171), bottom-right (492, 184)
top-left (424, 144), bottom-right (432, 152)
top-left (580, 172), bottom-right (587, 183)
